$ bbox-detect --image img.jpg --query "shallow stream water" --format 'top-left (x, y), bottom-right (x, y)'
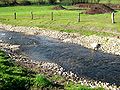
top-left (0, 30), bottom-right (120, 85)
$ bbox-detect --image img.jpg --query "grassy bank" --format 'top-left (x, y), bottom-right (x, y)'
top-left (0, 5), bottom-right (120, 36)
top-left (0, 50), bottom-right (53, 90)
top-left (0, 50), bottom-right (104, 90)
top-left (0, 50), bottom-right (33, 90)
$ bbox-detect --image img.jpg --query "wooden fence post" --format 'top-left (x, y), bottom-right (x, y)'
top-left (31, 12), bottom-right (33, 19)
top-left (51, 12), bottom-right (53, 20)
top-left (14, 12), bottom-right (16, 19)
top-left (78, 13), bottom-right (80, 22)
top-left (111, 12), bottom-right (115, 23)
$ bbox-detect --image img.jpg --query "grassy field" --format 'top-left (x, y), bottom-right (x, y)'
top-left (0, 5), bottom-right (120, 36)
top-left (99, 0), bottom-right (120, 4)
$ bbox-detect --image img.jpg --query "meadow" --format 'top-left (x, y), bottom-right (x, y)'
top-left (0, 5), bottom-right (120, 36)
top-left (99, 0), bottom-right (120, 4)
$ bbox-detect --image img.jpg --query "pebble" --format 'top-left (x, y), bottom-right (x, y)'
top-left (0, 24), bottom-right (120, 55)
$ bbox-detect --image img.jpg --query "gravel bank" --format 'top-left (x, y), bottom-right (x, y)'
top-left (0, 24), bottom-right (120, 55)
top-left (0, 43), bottom-right (119, 90)
top-left (0, 24), bottom-right (120, 90)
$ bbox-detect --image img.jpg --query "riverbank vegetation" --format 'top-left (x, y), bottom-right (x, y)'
top-left (0, 50), bottom-right (52, 90)
top-left (0, 0), bottom-right (120, 6)
top-left (0, 50), bottom-right (104, 90)
top-left (0, 5), bottom-right (120, 36)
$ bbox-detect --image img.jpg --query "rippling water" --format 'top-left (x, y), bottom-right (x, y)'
top-left (0, 30), bottom-right (120, 85)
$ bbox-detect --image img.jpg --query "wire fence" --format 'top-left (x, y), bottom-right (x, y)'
top-left (11, 11), bottom-right (115, 23)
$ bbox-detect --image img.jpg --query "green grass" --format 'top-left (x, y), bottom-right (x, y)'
top-left (34, 74), bottom-right (52, 88)
top-left (0, 50), bottom-right (54, 90)
top-left (0, 5), bottom-right (120, 36)
top-left (99, 0), bottom-right (120, 4)
top-left (0, 50), bottom-right (33, 90)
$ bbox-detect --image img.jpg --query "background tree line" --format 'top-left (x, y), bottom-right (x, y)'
top-left (0, 0), bottom-right (106, 6)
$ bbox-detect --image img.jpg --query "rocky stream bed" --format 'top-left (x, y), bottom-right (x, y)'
top-left (0, 24), bottom-right (120, 90)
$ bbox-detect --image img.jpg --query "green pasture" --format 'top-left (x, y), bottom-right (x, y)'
top-left (0, 5), bottom-right (120, 36)
top-left (99, 0), bottom-right (120, 4)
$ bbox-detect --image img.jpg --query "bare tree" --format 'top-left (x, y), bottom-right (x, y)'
top-left (1, 0), bottom-right (10, 5)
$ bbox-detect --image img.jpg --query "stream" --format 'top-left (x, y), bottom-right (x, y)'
top-left (0, 30), bottom-right (120, 86)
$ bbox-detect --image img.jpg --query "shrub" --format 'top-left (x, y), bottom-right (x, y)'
top-left (21, 0), bottom-right (32, 5)
top-left (48, 0), bottom-right (57, 4)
